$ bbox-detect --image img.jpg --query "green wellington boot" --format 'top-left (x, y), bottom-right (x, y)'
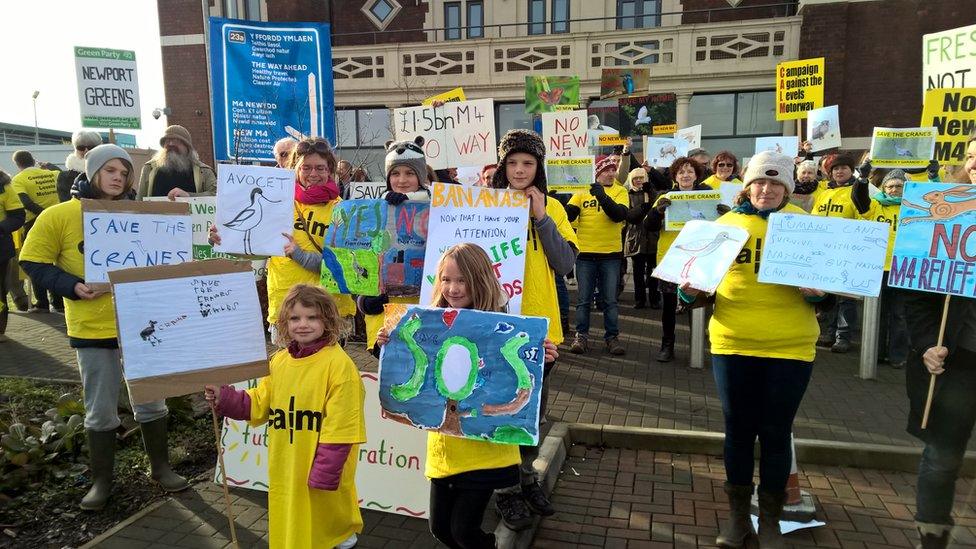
top-left (80, 429), bottom-right (117, 511)
top-left (140, 417), bottom-right (190, 492)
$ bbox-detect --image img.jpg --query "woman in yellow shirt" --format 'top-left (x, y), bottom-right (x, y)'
top-left (0, 170), bottom-right (26, 342)
top-left (701, 150), bottom-right (742, 188)
top-left (681, 151), bottom-right (831, 549)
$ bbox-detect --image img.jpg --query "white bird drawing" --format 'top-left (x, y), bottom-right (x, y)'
top-left (223, 187), bottom-right (281, 255)
top-left (894, 145), bottom-right (914, 157)
top-left (674, 231), bottom-right (735, 278)
top-left (635, 105), bottom-right (652, 125)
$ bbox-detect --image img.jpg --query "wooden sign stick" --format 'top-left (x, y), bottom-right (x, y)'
top-left (210, 401), bottom-right (240, 548)
top-left (920, 294), bottom-right (952, 429)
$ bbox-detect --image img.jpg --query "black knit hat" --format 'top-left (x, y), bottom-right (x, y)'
top-left (491, 129), bottom-right (548, 193)
top-left (826, 154), bottom-right (856, 173)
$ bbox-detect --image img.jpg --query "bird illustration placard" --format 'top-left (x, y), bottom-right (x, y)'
top-left (618, 93), bottom-right (677, 137)
top-left (663, 190), bottom-right (723, 231)
top-left (754, 136), bottom-right (800, 157)
top-left (870, 127), bottom-right (938, 169)
top-left (599, 68), bottom-right (649, 99)
top-left (214, 164), bottom-right (296, 257)
top-left (545, 156), bottom-right (595, 192)
top-left (379, 307), bottom-right (549, 445)
top-left (652, 221), bottom-right (749, 293)
top-left (806, 105), bottom-right (841, 152)
top-left (646, 137), bottom-right (690, 168)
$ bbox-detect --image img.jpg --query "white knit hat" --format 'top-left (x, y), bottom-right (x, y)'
top-left (742, 150), bottom-right (795, 194)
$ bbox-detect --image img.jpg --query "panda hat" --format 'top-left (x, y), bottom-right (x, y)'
top-left (384, 136), bottom-right (429, 190)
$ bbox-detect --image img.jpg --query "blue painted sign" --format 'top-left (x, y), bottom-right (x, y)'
top-left (208, 17), bottom-right (335, 162)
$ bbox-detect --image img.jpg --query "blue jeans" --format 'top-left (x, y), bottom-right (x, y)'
top-left (821, 296), bottom-right (859, 343)
top-left (712, 354), bottom-right (813, 492)
top-left (555, 274), bottom-right (569, 328)
top-left (574, 256), bottom-right (620, 340)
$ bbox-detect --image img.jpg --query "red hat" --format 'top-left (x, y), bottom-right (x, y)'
top-left (595, 156), bottom-right (618, 179)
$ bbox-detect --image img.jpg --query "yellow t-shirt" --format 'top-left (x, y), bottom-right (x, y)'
top-left (568, 184), bottom-right (628, 254)
top-left (811, 185), bottom-right (856, 219)
top-left (11, 167), bottom-right (60, 222)
top-left (246, 345), bottom-right (366, 549)
top-left (425, 432), bottom-right (521, 479)
top-left (0, 182), bottom-right (22, 223)
top-left (709, 204), bottom-right (820, 361)
top-left (702, 175), bottom-right (742, 188)
top-left (859, 200), bottom-right (900, 271)
top-left (266, 200), bottom-right (355, 323)
top-left (521, 199), bottom-right (578, 344)
top-left (19, 200), bottom-right (116, 339)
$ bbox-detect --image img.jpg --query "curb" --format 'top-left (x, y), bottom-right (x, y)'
top-left (79, 498), bottom-right (168, 549)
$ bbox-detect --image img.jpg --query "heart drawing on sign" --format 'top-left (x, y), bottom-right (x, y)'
top-left (538, 88), bottom-right (565, 105)
top-left (442, 309), bottom-right (459, 329)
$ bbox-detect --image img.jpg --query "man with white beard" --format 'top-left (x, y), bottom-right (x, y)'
top-left (137, 125), bottom-right (216, 199)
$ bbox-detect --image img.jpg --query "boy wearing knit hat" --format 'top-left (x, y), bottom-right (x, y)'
top-left (380, 136), bottom-right (430, 205)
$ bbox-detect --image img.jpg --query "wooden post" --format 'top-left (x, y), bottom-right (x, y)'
top-left (920, 294), bottom-right (952, 430)
top-left (210, 402), bottom-right (239, 547)
top-left (108, 128), bottom-right (117, 145)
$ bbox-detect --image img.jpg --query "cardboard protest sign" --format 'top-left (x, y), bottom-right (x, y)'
top-left (599, 68), bottom-right (649, 99)
top-left (888, 182), bottom-right (976, 298)
top-left (393, 99), bottom-right (496, 170)
top-left (758, 213), bottom-right (889, 297)
top-left (74, 46), bottom-right (140, 129)
top-left (675, 125), bottom-right (702, 149)
top-left (82, 200), bottom-right (192, 290)
top-left (422, 183), bottom-right (530, 313)
top-left (921, 88), bottom-right (976, 165)
top-left (215, 372), bottom-right (431, 517)
top-left (807, 105), bottom-right (841, 152)
top-left (869, 127), bottom-right (938, 169)
top-left (922, 24), bottom-right (976, 94)
top-left (619, 94), bottom-right (677, 136)
top-left (645, 136), bottom-right (689, 168)
top-left (586, 100), bottom-right (623, 147)
top-left (663, 190), bottom-right (722, 231)
top-left (422, 87), bottom-right (466, 106)
top-left (320, 199), bottom-right (428, 297)
top-left (379, 307), bottom-right (548, 445)
top-left (214, 164), bottom-right (296, 257)
top-left (541, 110), bottom-right (588, 157)
top-left (546, 157), bottom-right (595, 192)
top-left (718, 182), bottom-right (743, 207)
top-left (524, 76), bottom-right (580, 114)
top-left (754, 136), bottom-right (800, 157)
top-left (109, 260), bottom-right (269, 405)
top-left (776, 58), bottom-right (825, 121)
top-left (348, 181), bottom-right (388, 200)
top-left (652, 221), bottom-right (749, 293)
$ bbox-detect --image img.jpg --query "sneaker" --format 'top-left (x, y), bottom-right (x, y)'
top-left (27, 306), bottom-right (50, 314)
top-left (570, 333), bottom-right (588, 354)
top-left (606, 336), bottom-right (625, 356)
top-left (656, 344), bottom-right (674, 363)
top-left (336, 533), bottom-right (357, 549)
top-left (831, 340), bottom-right (851, 353)
top-left (522, 481), bottom-right (555, 516)
top-left (496, 491), bottom-right (534, 530)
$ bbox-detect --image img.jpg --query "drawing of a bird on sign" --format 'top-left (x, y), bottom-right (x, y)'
top-left (215, 164), bottom-right (295, 257)
top-left (223, 188), bottom-right (281, 255)
top-left (652, 221), bottom-right (749, 293)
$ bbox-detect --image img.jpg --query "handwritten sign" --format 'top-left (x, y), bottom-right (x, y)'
top-left (422, 87), bottom-right (466, 106)
top-left (214, 164), bottom-right (296, 257)
top-left (776, 58), bottom-right (825, 121)
top-left (888, 182), bottom-right (976, 298)
top-left (663, 190), bottom-right (722, 231)
top-left (348, 181), bottom-right (387, 200)
top-left (109, 260), bottom-right (269, 404)
top-left (758, 213), bottom-right (889, 297)
top-left (922, 24), bottom-right (976, 94)
top-left (921, 88), bottom-right (976, 165)
top-left (545, 156), bottom-right (595, 192)
top-left (393, 99), bottom-right (496, 170)
top-left (542, 110), bottom-right (587, 157)
top-left (652, 221), bottom-right (749, 293)
top-left (82, 200), bottom-right (192, 289)
top-left (869, 127), bottom-right (938, 169)
top-left (645, 136), bottom-right (689, 168)
top-left (421, 183), bottom-right (530, 313)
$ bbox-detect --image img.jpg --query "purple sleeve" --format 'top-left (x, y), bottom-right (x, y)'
top-left (307, 443), bottom-right (352, 491)
top-left (216, 385), bottom-right (252, 421)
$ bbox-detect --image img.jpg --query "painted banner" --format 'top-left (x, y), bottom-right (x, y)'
top-left (675, 125), bottom-right (702, 149)
top-left (921, 88), bottom-right (976, 165)
top-left (758, 213), bottom-right (889, 297)
top-left (663, 190), bottom-right (722, 231)
top-left (922, 24), bottom-right (976, 94)
top-left (82, 200), bottom-right (192, 289)
top-left (74, 46), bottom-right (141, 129)
top-left (776, 58), bottom-right (825, 121)
top-left (208, 17), bottom-right (335, 162)
top-left (525, 76), bottom-right (580, 114)
top-left (599, 68), bottom-right (649, 99)
top-left (546, 156), bottom-right (595, 192)
top-left (807, 105), bottom-right (841, 152)
top-left (652, 221), bottom-right (750, 293)
top-left (541, 110), bottom-right (588, 157)
top-left (888, 182), bottom-right (976, 298)
top-left (869, 127), bottom-right (938, 168)
top-left (393, 99), bottom-right (496, 170)
top-left (422, 183), bottom-right (530, 313)
top-left (423, 87), bottom-right (466, 106)
top-left (320, 199), bottom-right (428, 297)
top-left (215, 372), bottom-right (431, 517)
top-left (755, 136), bottom-right (800, 157)
top-left (348, 181), bottom-right (388, 200)
top-left (214, 164), bottom-right (296, 257)
top-left (645, 136), bottom-right (689, 168)
top-left (379, 307), bottom-right (549, 445)
top-left (586, 100), bottom-right (623, 147)
top-left (619, 94), bottom-right (677, 136)
top-left (109, 260), bottom-right (269, 405)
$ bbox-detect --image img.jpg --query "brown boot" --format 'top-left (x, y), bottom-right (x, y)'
top-left (757, 488), bottom-right (786, 549)
top-left (716, 483), bottom-right (754, 548)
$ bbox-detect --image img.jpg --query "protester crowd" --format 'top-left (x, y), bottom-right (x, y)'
top-left (1, 121), bottom-right (974, 549)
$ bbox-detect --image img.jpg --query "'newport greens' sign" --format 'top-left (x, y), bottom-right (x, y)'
top-left (74, 46), bottom-right (141, 129)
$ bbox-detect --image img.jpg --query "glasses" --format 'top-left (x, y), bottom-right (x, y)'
top-left (716, 162), bottom-right (734, 168)
top-left (299, 164), bottom-right (330, 173)
top-left (295, 139), bottom-right (333, 155)
top-left (76, 145), bottom-right (92, 152)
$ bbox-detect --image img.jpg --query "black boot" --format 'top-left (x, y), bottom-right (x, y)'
top-left (80, 429), bottom-right (116, 511)
top-left (140, 417), bottom-right (190, 492)
top-left (716, 483), bottom-right (754, 548)
top-left (757, 488), bottom-right (786, 549)
top-left (656, 340), bottom-right (674, 362)
top-left (916, 522), bottom-right (950, 549)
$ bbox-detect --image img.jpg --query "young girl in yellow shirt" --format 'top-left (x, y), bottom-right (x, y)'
top-left (206, 284), bottom-right (366, 549)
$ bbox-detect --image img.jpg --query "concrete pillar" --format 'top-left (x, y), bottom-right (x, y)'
top-left (859, 297), bottom-right (879, 380)
top-left (675, 92), bottom-right (693, 129)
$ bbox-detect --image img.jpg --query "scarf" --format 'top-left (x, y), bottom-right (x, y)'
top-left (295, 179), bottom-right (338, 204)
top-left (872, 191), bottom-right (902, 206)
top-left (827, 176), bottom-right (855, 190)
top-left (287, 335), bottom-right (332, 359)
top-left (733, 200), bottom-right (785, 219)
top-left (794, 179), bottom-right (819, 195)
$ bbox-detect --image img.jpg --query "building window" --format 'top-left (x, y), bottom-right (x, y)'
top-left (551, 0), bottom-right (569, 33)
top-left (445, 2), bottom-right (462, 40)
top-left (467, 1), bottom-right (485, 39)
top-left (362, 0), bottom-right (402, 30)
top-left (334, 107), bottom-right (393, 179)
top-left (243, 0), bottom-right (261, 20)
top-left (497, 103), bottom-right (533, 136)
top-left (688, 91), bottom-right (779, 161)
top-left (617, 0), bottom-right (660, 30)
top-left (528, 0), bottom-right (546, 35)
top-left (223, 0), bottom-right (238, 18)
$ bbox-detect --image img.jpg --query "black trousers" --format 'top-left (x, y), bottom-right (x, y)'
top-left (429, 480), bottom-right (496, 549)
top-left (631, 253), bottom-right (658, 305)
top-left (0, 258), bottom-right (8, 335)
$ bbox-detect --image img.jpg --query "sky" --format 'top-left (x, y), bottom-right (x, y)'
top-left (0, 1), bottom-right (168, 148)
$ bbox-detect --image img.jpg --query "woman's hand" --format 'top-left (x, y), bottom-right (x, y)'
top-left (74, 282), bottom-right (105, 300)
top-left (525, 186), bottom-right (548, 221)
top-left (923, 346), bottom-right (948, 375)
top-left (208, 224), bottom-right (222, 246)
top-left (679, 281), bottom-right (700, 297)
top-left (283, 233), bottom-right (297, 256)
top-left (376, 328), bottom-right (390, 347)
top-left (543, 339), bottom-right (558, 364)
top-left (204, 385), bottom-right (219, 404)
top-left (167, 188), bottom-right (190, 201)
top-left (798, 287), bottom-right (824, 298)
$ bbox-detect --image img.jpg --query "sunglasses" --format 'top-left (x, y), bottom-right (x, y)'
top-left (716, 162), bottom-right (734, 168)
top-left (76, 145), bottom-right (92, 152)
top-left (295, 139), bottom-right (333, 155)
